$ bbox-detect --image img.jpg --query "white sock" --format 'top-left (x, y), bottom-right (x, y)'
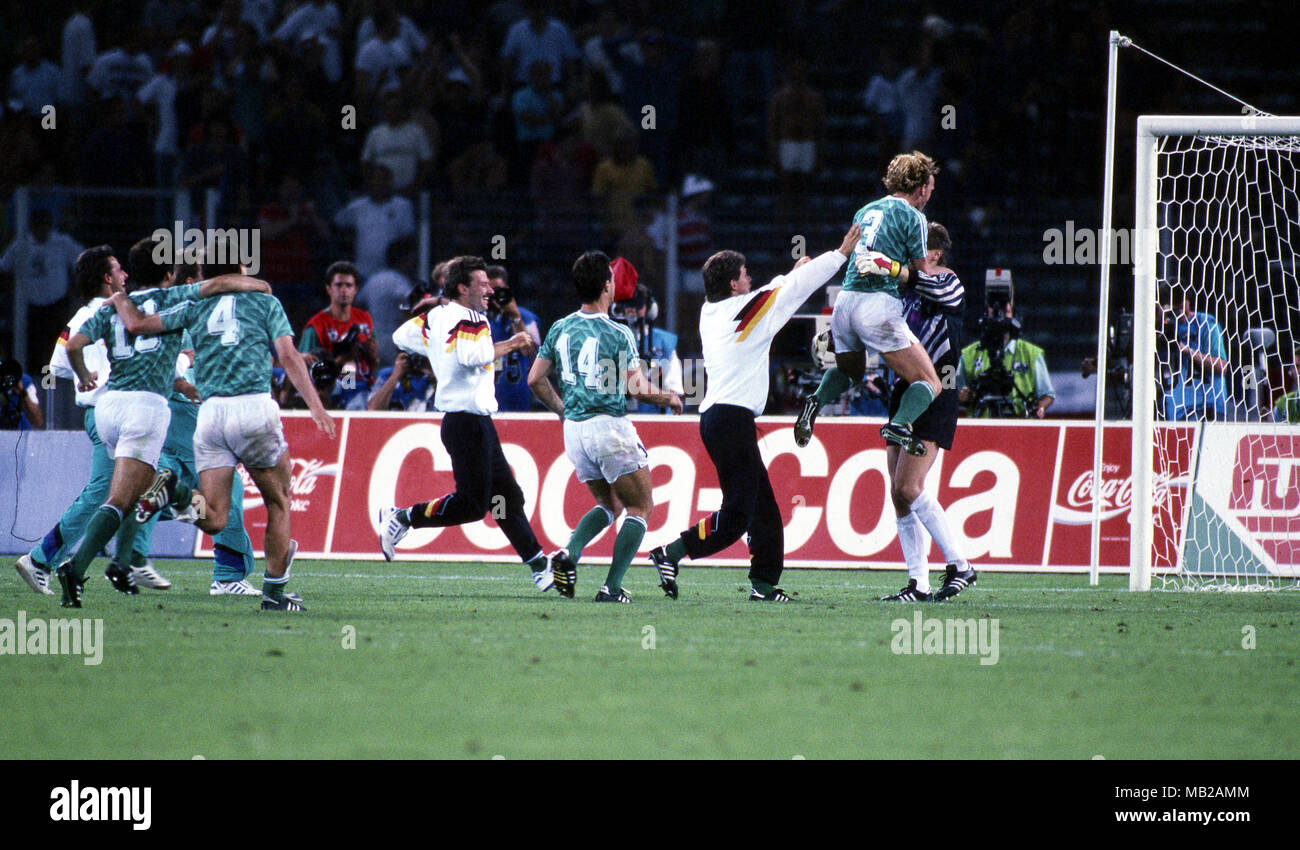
top-left (909, 492), bottom-right (967, 570)
top-left (896, 511), bottom-right (930, 591)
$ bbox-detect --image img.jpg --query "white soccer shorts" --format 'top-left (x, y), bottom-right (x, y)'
top-left (830, 289), bottom-right (919, 355)
top-left (96, 390), bottom-right (170, 468)
top-left (194, 393), bottom-right (288, 472)
top-left (564, 415), bottom-right (648, 484)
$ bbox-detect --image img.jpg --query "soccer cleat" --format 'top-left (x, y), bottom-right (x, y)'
top-left (650, 546), bottom-right (678, 599)
top-left (135, 467), bottom-right (177, 524)
top-left (793, 394), bottom-right (820, 448)
top-left (55, 563), bottom-right (85, 609)
top-left (210, 579), bottom-right (262, 596)
top-left (594, 585), bottom-right (631, 603)
top-left (14, 554), bottom-right (55, 596)
top-left (131, 561), bottom-right (172, 590)
top-left (932, 564), bottom-right (977, 602)
top-left (532, 563), bottom-right (555, 593)
top-left (105, 561), bottom-right (139, 595)
top-left (880, 422), bottom-right (926, 456)
top-left (879, 579), bottom-right (932, 602)
top-left (260, 594), bottom-right (304, 611)
top-left (165, 496), bottom-right (202, 524)
top-left (377, 507), bottom-right (408, 562)
top-left (549, 549), bottom-right (576, 599)
top-left (749, 586), bottom-right (792, 602)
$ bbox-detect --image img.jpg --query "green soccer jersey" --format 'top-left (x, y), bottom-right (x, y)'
top-left (538, 310), bottom-right (639, 421)
top-left (77, 285), bottom-right (198, 396)
top-left (163, 290), bottom-right (292, 397)
top-left (840, 195), bottom-right (928, 296)
top-left (168, 328), bottom-right (199, 406)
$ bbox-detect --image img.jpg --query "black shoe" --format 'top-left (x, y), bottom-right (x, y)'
top-left (748, 586), bottom-right (792, 602)
top-left (793, 394), bottom-right (820, 448)
top-left (880, 422), bottom-right (926, 456)
top-left (135, 467), bottom-right (177, 524)
top-left (550, 550), bottom-right (576, 599)
top-left (933, 564), bottom-right (977, 601)
top-left (261, 594), bottom-right (304, 611)
top-left (594, 585), bottom-right (631, 603)
top-left (104, 561), bottom-right (139, 595)
top-left (879, 579), bottom-right (932, 602)
top-left (55, 563), bottom-right (85, 608)
top-left (649, 546), bottom-right (678, 599)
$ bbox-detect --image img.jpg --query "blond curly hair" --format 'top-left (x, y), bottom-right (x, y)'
top-left (882, 151), bottom-right (939, 195)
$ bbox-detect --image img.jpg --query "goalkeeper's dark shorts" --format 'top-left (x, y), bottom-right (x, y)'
top-left (889, 381), bottom-right (959, 451)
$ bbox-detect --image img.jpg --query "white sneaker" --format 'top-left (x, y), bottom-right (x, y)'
top-left (378, 507), bottom-right (408, 562)
top-left (532, 563), bottom-right (555, 593)
top-left (131, 561), bottom-right (172, 590)
top-left (210, 579), bottom-right (261, 596)
top-left (14, 554), bottom-right (55, 595)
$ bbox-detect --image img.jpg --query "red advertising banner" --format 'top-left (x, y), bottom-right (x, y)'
top-left (199, 413), bottom-right (1197, 572)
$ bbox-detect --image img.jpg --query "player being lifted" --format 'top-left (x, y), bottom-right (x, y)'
top-left (527, 251), bottom-right (683, 603)
top-left (376, 256), bottom-right (554, 593)
top-left (57, 251), bottom-right (271, 607)
top-left (794, 151), bottom-right (943, 456)
top-left (880, 222), bottom-right (976, 602)
top-left (119, 248), bottom-right (336, 611)
top-left (650, 223), bottom-right (862, 602)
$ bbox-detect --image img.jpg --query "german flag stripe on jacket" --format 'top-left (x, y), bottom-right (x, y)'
top-left (732, 288), bottom-right (780, 341)
top-left (444, 319), bottom-right (491, 351)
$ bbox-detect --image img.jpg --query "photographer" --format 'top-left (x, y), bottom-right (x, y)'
top-left (367, 351), bottom-right (436, 412)
top-left (0, 354), bottom-right (43, 430)
top-left (1159, 280), bottom-right (1230, 421)
top-left (485, 265), bottom-right (541, 412)
top-left (958, 293), bottom-right (1055, 418)
top-left (298, 261), bottom-right (379, 409)
top-left (610, 260), bottom-right (683, 414)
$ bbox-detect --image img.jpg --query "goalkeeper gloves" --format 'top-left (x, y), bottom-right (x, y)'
top-left (855, 250), bottom-right (903, 277)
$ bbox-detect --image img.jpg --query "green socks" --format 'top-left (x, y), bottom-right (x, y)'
top-left (70, 505), bottom-right (123, 580)
top-left (604, 516), bottom-right (647, 593)
top-left (813, 367), bottom-right (854, 407)
top-left (891, 381), bottom-right (936, 427)
top-left (752, 579), bottom-right (777, 595)
top-left (665, 538), bottom-right (687, 564)
top-left (566, 506), bottom-right (613, 563)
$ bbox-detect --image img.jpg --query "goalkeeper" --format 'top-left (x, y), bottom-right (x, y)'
top-left (794, 151), bottom-right (943, 456)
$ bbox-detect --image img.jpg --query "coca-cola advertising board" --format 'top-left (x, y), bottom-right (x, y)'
top-left (198, 413), bottom-right (1199, 572)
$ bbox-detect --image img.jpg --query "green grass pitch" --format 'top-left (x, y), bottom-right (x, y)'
top-left (2, 560), bottom-right (1295, 759)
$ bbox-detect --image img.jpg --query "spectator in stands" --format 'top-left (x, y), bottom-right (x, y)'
top-left (897, 37), bottom-right (943, 152)
top-left (61, 3), bottom-right (97, 106)
top-left (767, 56), bottom-right (825, 198)
top-left (862, 48), bottom-right (904, 152)
top-left (578, 5), bottom-right (633, 97)
top-left (591, 125), bottom-right (657, 241)
top-left (576, 70), bottom-right (633, 160)
top-left (1272, 347), bottom-right (1300, 424)
top-left (178, 113), bottom-right (249, 218)
top-left (486, 265), bottom-right (541, 412)
top-left (678, 40), bottom-right (733, 181)
top-left (0, 209), bottom-right (83, 373)
top-left (362, 90), bottom-right (434, 196)
top-left (511, 59), bottom-right (567, 181)
top-left (500, 0), bottom-right (580, 89)
top-left (448, 135), bottom-right (509, 200)
top-left (0, 351), bottom-right (43, 431)
top-left (136, 41), bottom-right (191, 189)
top-left (1160, 280), bottom-right (1231, 421)
top-left (427, 53), bottom-right (484, 183)
top-left (615, 194), bottom-right (665, 293)
top-left (8, 38), bottom-right (64, 115)
top-left (529, 118), bottom-right (596, 262)
top-left (356, 0), bottom-right (427, 57)
top-left (354, 4), bottom-right (420, 99)
top-left (200, 0), bottom-right (244, 66)
top-left (958, 298), bottom-right (1055, 419)
top-left (273, 0), bottom-right (341, 45)
top-left (86, 35), bottom-right (154, 102)
top-left (299, 261), bottom-right (379, 410)
top-left (604, 27), bottom-right (691, 184)
top-left (649, 174), bottom-right (715, 298)
top-left (143, 0), bottom-right (204, 46)
top-left (333, 163), bottom-right (415, 278)
top-left (257, 173), bottom-right (329, 313)
top-left (356, 243), bottom-right (418, 367)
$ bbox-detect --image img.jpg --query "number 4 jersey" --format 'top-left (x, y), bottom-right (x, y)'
top-left (840, 195), bottom-right (928, 297)
top-left (537, 310), bottom-right (640, 421)
top-left (161, 289), bottom-right (293, 398)
top-left (76, 285), bottom-right (198, 397)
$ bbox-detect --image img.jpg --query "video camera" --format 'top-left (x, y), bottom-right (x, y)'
top-left (968, 269), bottom-right (1029, 418)
top-left (489, 285), bottom-right (515, 310)
top-left (0, 359), bottom-right (22, 394)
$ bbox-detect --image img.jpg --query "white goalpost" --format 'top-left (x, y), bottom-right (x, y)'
top-left (1130, 115), bottom-right (1300, 591)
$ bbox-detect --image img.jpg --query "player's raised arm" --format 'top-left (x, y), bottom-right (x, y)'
top-left (526, 356), bottom-right (565, 418)
top-left (199, 274), bottom-right (273, 297)
top-left (627, 363), bottom-right (682, 414)
top-left (757, 222), bottom-right (861, 334)
top-left (109, 290), bottom-right (166, 336)
top-left (274, 335), bottom-right (336, 438)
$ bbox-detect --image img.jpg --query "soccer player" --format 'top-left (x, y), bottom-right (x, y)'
top-left (120, 252), bottom-right (336, 611)
top-left (794, 151), bottom-right (943, 455)
top-left (880, 223), bottom-right (977, 602)
top-left (527, 251), bottom-right (683, 603)
top-left (113, 239), bottom-right (260, 596)
top-left (55, 256), bottom-right (272, 607)
top-left (12, 245), bottom-right (145, 595)
top-left (376, 256), bottom-right (554, 593)
top-left (649, 223), bottom-right (861, 602)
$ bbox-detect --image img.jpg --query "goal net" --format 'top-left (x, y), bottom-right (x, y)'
top-left (1132, 116), bottom-right (1300, 591)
